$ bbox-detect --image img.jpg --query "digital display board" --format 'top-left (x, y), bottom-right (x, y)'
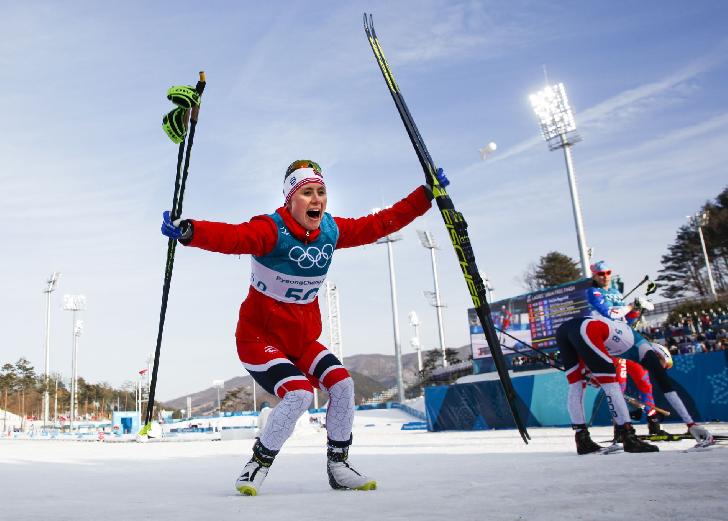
top-left (469, 278), bottom-right (593, 359)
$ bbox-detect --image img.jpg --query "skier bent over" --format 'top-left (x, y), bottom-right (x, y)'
top-left (585, 261), bottom-right (713, 443)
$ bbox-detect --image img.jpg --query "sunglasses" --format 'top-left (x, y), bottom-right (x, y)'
top-left (286, 160), bottom-right (322, 177)
top-left (596, 270), bottom-right (612, 276)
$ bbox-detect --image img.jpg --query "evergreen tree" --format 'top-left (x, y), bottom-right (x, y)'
top-left (522, 251), bottom-right (581, 291)
top-left (657, 186), bottom-right (728, 298)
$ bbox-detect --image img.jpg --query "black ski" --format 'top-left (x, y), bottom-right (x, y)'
top-left (363, 14), bottom-right (530, 443)
top-left (638, 433), bottom-right (728, 442)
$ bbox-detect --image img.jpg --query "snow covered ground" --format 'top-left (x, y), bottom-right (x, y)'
top-left (1, 408), bottom-right (726, 521)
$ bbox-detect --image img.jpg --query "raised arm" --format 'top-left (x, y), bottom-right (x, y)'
top-left (334, 185), bottom-right (432, 249)
top-left (163, 213), bottom-right (278, 256)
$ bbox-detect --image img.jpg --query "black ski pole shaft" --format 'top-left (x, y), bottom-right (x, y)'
top-left (144, 72), bottom-right (206, 429)
top-left (588, 390), bottom-right (605, 427)
top-left (623, 275), bottom-right (649, 299)
top-left (364, 14), bottom-right (529, 442)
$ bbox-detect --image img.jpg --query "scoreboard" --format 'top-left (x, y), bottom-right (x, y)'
top-left (525, 278), bottom-right (593, 348)
top-left (469, 278), bottom-right (593, 359)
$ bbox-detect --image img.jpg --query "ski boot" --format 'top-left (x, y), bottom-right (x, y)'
top-left (327, 437), bottom-right (376, 491)
top-left (647, 414), bottom-right (670, 437)
top-left (617, 423), bottom-right (659, 453)
top-left (235, 438), bottom-right (279, 496)
top-left (572, 424), bottom-right (603, 455)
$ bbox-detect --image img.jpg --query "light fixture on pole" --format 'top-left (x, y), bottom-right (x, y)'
top-left (372, 207), bottom-right (405, 403)
top-left (530, 82), bottom-right (590, 278)
top-left (213, 379), bottom-right (224, 417)
top-left (417, 230), bottom-right (447, 368)
top-left (63, 294), bottom-right (86, 431)
top-left (42, 272), bottom-right (61, 428)
top-left (688, 211), bottom-right (718, 299)
top-left (408, 311), bottom-right (423, 373)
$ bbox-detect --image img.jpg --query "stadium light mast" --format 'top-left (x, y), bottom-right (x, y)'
top-left (408, 311), bottom-right (423, 373)
top-left (213, 380), bottom-right (224, 417)
top-left (417, 230), bottom-right (447, 368)
top-left (42, 272), bottom-right (61, 428)
top-left (373, 207), bottom-right (405, 404)
top-left (63, 294), bottom-right (86, 431)
top-left (688, 211), bottom-right (718, 299)
top-left (530, 82), bottom-right (590, 278)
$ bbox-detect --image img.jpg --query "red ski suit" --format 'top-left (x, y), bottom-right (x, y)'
top-left (184, 186), bottom-right (432, 394)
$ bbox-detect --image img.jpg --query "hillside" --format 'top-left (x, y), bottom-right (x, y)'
top-left (162, 370), bottom-right (388, 416)
top-left (161, 345), bottom-right (471, 416)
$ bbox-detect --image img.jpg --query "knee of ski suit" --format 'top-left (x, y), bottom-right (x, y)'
top-left (640, 349), bottom-right (674, 393)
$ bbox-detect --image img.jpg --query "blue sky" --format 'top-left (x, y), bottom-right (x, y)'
top-left (3, 1), bottom-right (727, 400)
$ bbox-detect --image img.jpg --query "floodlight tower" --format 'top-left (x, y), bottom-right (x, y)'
top-left (213, 379), bottom-right (224, 417)
top-left (42, 272), bottom-right (61, 427)
top-left (325, 280), bottom-right (344, 363)
top-left (688, 211), bottom-right (718, 299)
top-left (63, 294), bottom-right (86, 430)
top-left (408, 311), bottom-right (423, 373)
top-left (530, 83), bottom-right (590, 277)
top-left (373, 207), bottom-right (405, 403)
top-left (417, 230), bottom-right (447, 368)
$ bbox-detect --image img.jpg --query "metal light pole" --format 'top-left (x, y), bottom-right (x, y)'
top-left (530, 83), bottom-right (590, 278)
top-left (408, 311), bottom-right (423, 373)
top-left (213, 379), bottom-right (224, 417)
top-left (71, 320), bottom-right (83, 428)
top-left (373, 207), bottom-right (405, 403)
top-left (325, 281), bottom-right (344, 363)
top-left (63, 295), bottom-right (86, 431)
top-left (688, 211), bottom-right (718, 299)
top-left (42, 272), bottom-right (61, 427)
top-left (417, 230), bottom-right (447, 367)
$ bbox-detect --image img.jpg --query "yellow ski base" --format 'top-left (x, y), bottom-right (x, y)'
top-left (354, 481), bottom-right (377, 491)
top-left (236, 485), bottom-right (257, 496)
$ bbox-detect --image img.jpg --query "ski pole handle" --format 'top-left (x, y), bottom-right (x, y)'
top-left (191, 71), bottom-right (206, 121)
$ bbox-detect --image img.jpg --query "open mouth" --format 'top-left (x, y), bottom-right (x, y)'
top-left (306, 209), bottom-right (321, 219)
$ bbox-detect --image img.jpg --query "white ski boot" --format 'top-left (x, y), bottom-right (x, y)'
top-left (327, 438), bottom-right (376, 491)
top-left (235, 439), bottom-right (278, 496)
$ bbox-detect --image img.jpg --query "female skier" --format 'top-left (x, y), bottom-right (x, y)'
top-left (161, 159), bottom-right (447, 495)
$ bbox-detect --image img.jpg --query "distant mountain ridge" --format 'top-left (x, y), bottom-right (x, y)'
top-left (162, 345), bottom-right (471, 416)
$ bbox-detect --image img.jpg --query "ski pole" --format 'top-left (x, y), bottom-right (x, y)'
top-left (623, 275), bottom-right (649, 299)
top-left (588, 390), bottom-right (605, 427)
top-left (142, 72), bottom-right (206, 433)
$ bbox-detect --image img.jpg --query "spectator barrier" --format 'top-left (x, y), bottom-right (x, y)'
top-left (425, 350), bottom-right (728, 431)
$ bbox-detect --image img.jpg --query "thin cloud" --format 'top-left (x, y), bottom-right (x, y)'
top-left (486, 42), bottom-right (728, 165)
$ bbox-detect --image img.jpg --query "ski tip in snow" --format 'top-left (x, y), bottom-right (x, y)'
top-left (236, 485), bottom-right (258, 496)
top-left (598, 443), bottom-right (623, 455)
top-left (683, 440), bottom-right (722, 453)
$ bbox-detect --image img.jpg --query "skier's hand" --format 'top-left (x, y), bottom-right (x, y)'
top-left (608, 306), bottom-right (630, 320)
top-left (423, 168), bottom-right (449, 200)
top-left (433, 167), bottom-right (449, 187)
top-left (688, 423), bottom-right (714, 444)
top-left (161, 211), bottom-right (192, 241)
top-left (635, 296), bottom-right (655, 311)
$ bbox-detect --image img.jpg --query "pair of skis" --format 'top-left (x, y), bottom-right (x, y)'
top-left (638, 432), bottom-right (727, 442)
top-left (363, 14), bottom-right (530, 443)
top-left (141, 72), bottom-right (207, 434)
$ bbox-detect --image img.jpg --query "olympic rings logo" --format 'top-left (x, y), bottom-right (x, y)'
top-left (288, 244), bottom-right (334, 269)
